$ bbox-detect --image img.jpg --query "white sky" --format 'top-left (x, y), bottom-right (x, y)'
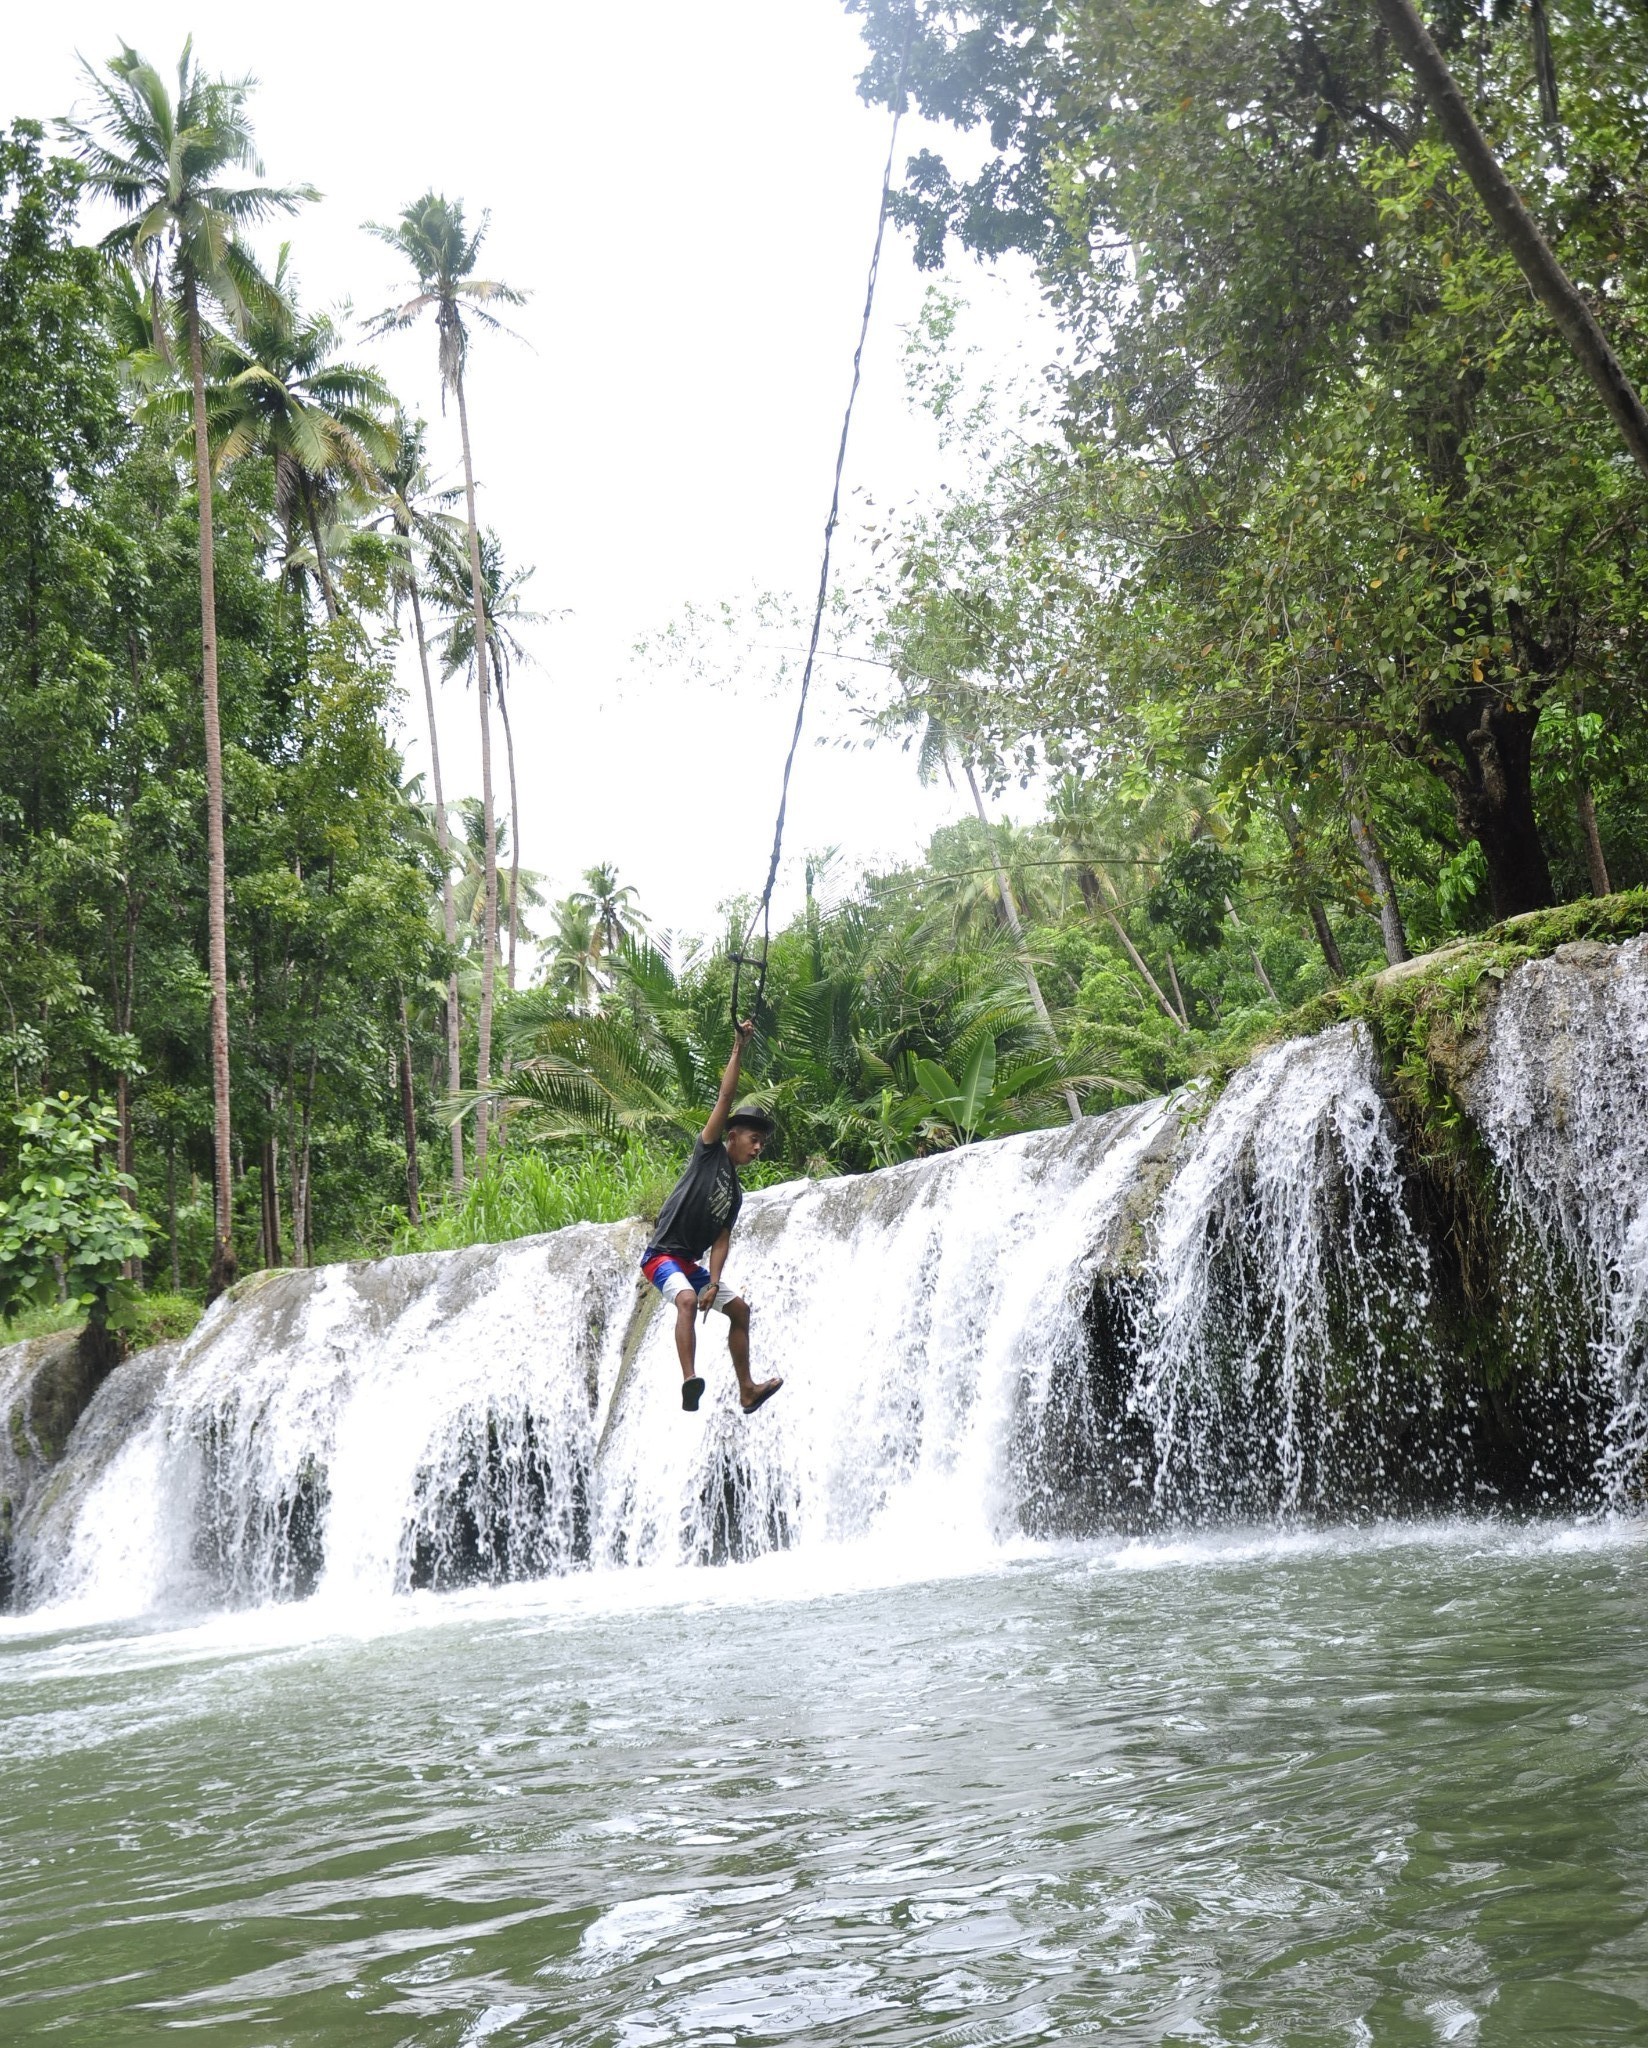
top-left (6, 2), bottom-right (1054, 954)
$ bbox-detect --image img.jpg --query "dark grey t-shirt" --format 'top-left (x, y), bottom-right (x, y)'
top-left (648, 1138), bottom-right (742, 1260)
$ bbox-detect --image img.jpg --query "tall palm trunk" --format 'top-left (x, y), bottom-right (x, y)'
top-left (453, 368), bottom-right (498, 1166)
top-left (962, 762), bottom-right (1081, 1122)
top-left (495, 671), bottom-right (521, 991)
top-left (187, 273), bottom-right (237, 1299)
top-left (408, 574), bottom-right (465, 1191)
top-left (398, 994), bottom-right (421, 1225)
top-left (304, 490), bottom-right (340, 623)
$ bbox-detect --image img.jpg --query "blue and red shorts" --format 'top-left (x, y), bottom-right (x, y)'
top-left (642, 1249), bottom-right (743, 1313)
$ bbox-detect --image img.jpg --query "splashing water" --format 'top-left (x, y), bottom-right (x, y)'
top-left (1135, 1024), bottom-right (1439, 1520)
top-left (1468, 936), bottom-right (1648, 1494)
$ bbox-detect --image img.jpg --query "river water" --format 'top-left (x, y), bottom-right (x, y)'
top-left (5, 1521), bottom-right (1646, 2045)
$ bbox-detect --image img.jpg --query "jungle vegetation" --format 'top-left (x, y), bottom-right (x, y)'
top-left (0, 5), bottom-right (1644, 1323)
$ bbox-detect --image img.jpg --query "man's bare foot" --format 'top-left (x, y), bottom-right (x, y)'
top-left (740, 1377), bottom-right (783, 1415)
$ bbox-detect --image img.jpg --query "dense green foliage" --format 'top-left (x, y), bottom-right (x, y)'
top-left (0, 1095), bottom-right (148, 1325)
top-left (3, 4), bottom-right (1646, 1327)
top-left (848, 0), bottom-right (1648, 925)
top-left (0, 112), bottom-right (445, 1302)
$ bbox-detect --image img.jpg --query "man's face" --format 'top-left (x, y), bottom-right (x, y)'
top-left (725, 1125), bottom-right (766, 1166)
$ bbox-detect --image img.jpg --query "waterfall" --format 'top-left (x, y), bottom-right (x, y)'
top-left (13, 940), bottom-right (1648, 1620)
top-left (1134, 1022), bottom-right (1443, 1519)
top-left (18, 1104), bottom-right (1170, 1614)
top-left (1468, 936), bottom-right (1648, 1495)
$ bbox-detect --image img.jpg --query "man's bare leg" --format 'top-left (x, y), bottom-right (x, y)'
top-left (723, 1298), bottom-right (782, 1411)
top-left (674, 1293), bottom-right (699, 1381)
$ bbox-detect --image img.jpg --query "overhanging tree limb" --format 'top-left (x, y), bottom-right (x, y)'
top-left (1372, 0), bottom-right (1648, 483)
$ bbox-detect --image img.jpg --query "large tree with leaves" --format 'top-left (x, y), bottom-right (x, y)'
top-left (63, 41), bottom-right (313, 1295)
top-left (847, 0), bottom-right (1648, 921)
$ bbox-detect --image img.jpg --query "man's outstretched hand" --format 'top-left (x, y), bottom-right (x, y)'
top-left (734, 1017), bottom-right (755, 1050)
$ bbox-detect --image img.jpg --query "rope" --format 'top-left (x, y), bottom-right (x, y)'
top-left (730, 3), bottom-right (915, 1029)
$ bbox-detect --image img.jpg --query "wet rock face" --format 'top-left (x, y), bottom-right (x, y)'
top-left (1, 1329), bottom-right (123, 1604)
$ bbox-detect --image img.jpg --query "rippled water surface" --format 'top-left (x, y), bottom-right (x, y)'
top-left (4, 1524), bottom-right (1647, 2045)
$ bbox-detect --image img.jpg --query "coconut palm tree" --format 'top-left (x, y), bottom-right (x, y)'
top-left (370, 194), bottom-right (525, 1164)
top-left (448, 801), bottom-right (543, 964)
top-left (376, 415), bottom-right (468, 1185)
top-left (430, 530), bottom-right (543, 992)
top-left (203, 246), bottom-right (395, 622)
top-left (63, 40), bottom-right (314, 1297)
top-left (541, 899), bottom-right (606, 1014)
top-left (570, 865), bottom-right (649, 973)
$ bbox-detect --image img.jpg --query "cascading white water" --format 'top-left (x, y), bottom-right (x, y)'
top-left (1468, 936), bottom-right (1648, 1492)
top-left (19, 1101), bottom-right (1170, 1615)
top-left (1135, 1023), bottom-right (1441, 1518)
top-left (17, 941), bottom-right (1648, 1621)
top-left (592, 1101), bottom-right (1170, 1569)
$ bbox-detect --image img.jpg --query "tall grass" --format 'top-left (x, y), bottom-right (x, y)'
top-left (391, 1139), bottom-right (680, 1254)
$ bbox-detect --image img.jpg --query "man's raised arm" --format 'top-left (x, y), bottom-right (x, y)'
top-left (700, 1019), bottom-right (755, 1145)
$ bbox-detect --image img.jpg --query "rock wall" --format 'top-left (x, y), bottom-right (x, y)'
top-left (0, 1327), bottom-right (122, 1604)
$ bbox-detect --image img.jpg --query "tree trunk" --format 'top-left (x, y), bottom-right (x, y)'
top-left (167, 1141), bottom-right (179, 1294)
top-left (260, 1127), bottom-right (282, 1267)
top-left (1076, 864), bottom-right (1189, 1033)
top-left (1528, 0), bottom-right (1561, 149)
top-left (1223, 894), bottom-right (1281, 1004)
top-left (295, 1068), bottom-right (317, 1269)
top-left (1372, 0), bottom-right (1648, 482)
top-left (1163, 948), bottom-right (1190, 1027)
top-left (292, 980), bottom-right (322, 1267)
top-left (304, 491), bottom-right (340, 624)
top-left (454, 370), bottom-right (498, 1167)
top-left (1340, 791), bottom-right (1411, 964)
top-left (496, 673), bottom-right (522, 993)
top-left (1577, 782), bottom-right (1611, 897)
top-left (1277, 806), bottom-right (1346, 979)
top-left (1307, 899), bottom-right (1345, 980)
top-left (398, 994), bottom-right (421, 1226)
top-left (116, 871), bottom-right (138, 1279)
top-left (186, 273), bottom-right (237, 1302)
top-left (1421, 696), bottom-right (1555, 919)
top-left (963, 762), bottom-right (1081, 1119)
top-left (408, 576), bottom-right (465, 1192)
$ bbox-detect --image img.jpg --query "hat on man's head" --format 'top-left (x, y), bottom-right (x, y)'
top-left (726, 1104), bottom-right (776, 1134)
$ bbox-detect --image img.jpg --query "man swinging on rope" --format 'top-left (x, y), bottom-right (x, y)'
top-left (641, 1021), bottom-right (783, 1416)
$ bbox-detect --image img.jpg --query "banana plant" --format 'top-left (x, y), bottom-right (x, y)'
top-left (911, 1033), bottom-right (998, 1141)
